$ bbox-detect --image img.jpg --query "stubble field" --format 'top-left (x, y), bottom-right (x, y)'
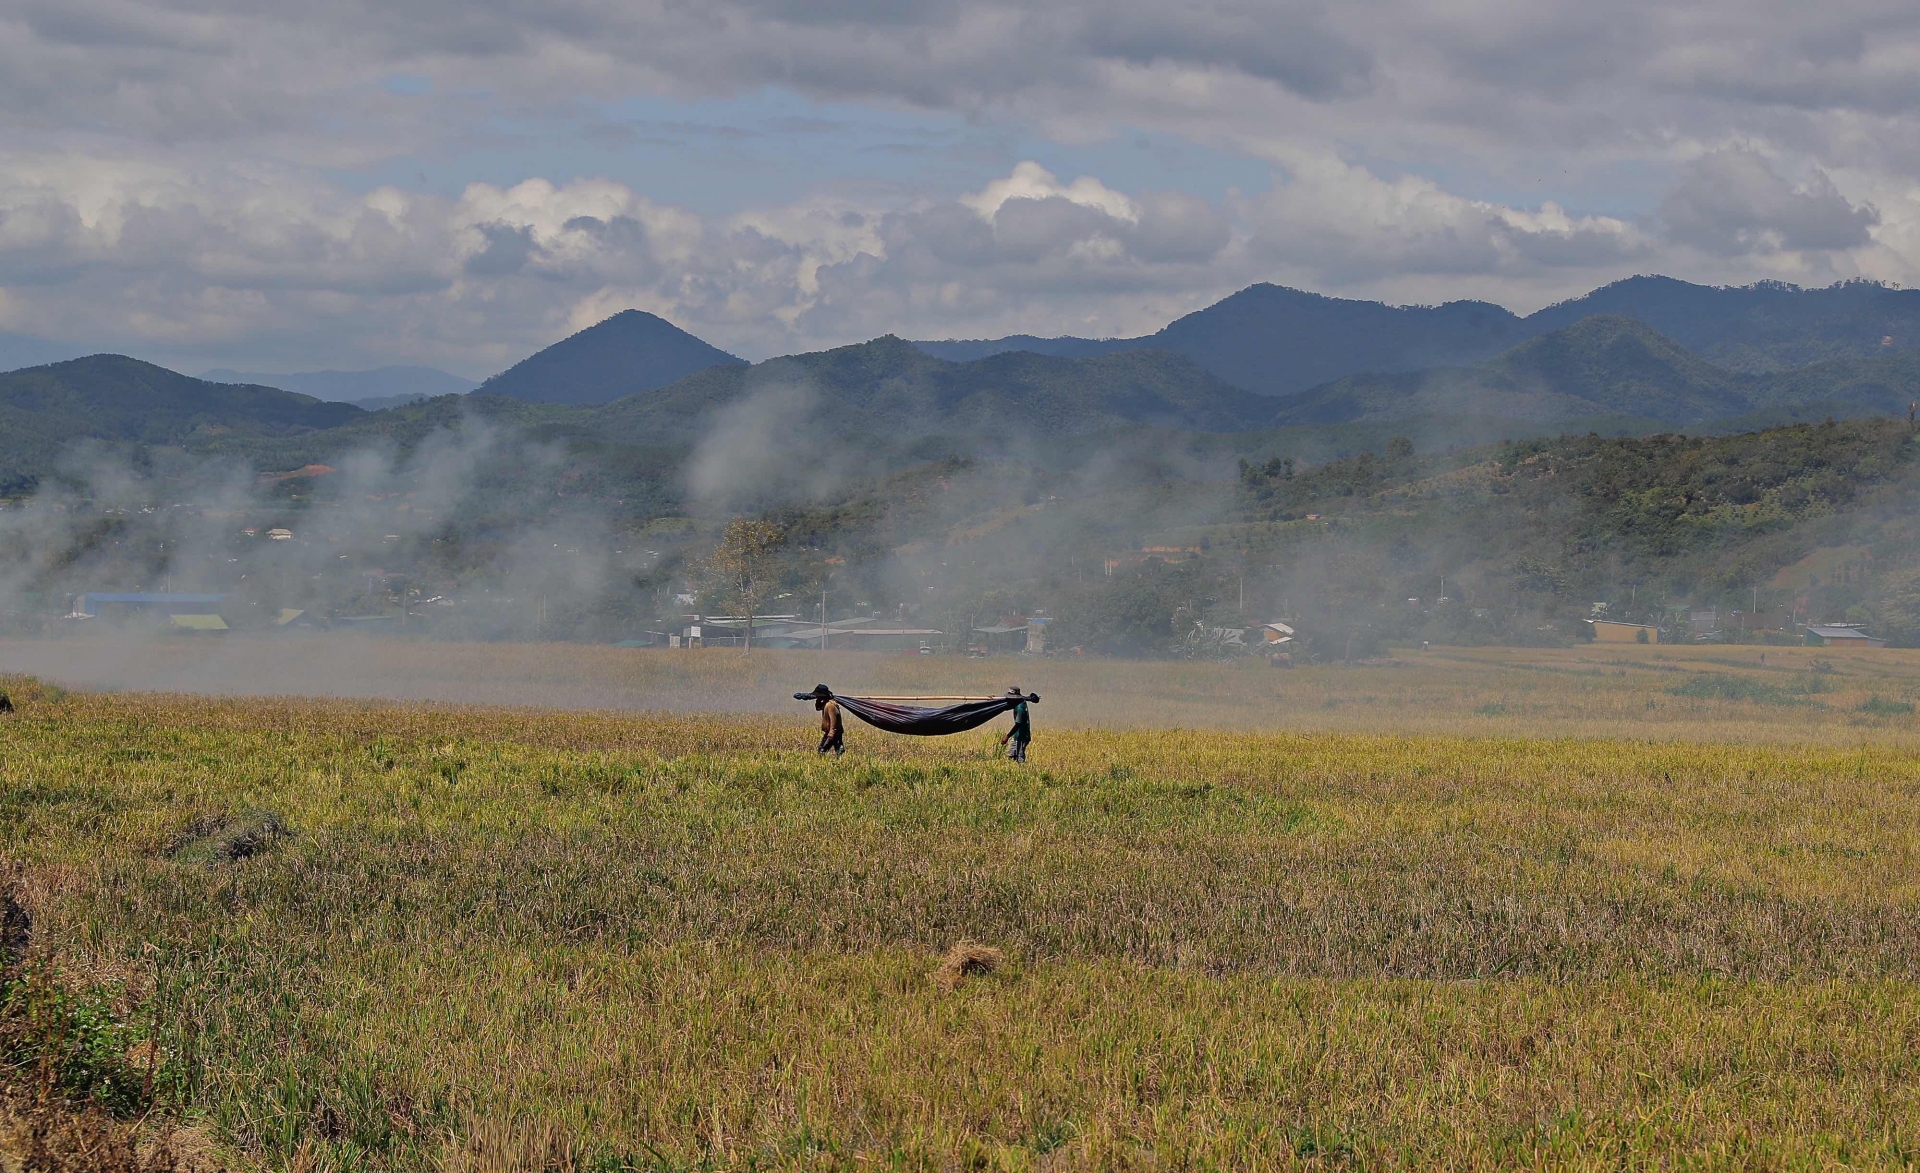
top-left (2, 641), bottom-right (1920, 1168)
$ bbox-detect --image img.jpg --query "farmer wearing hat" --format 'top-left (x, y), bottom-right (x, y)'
top-left (999, 686), bottom-right (1032, 762)
top-left (807, 684), bottom-right (844, 756)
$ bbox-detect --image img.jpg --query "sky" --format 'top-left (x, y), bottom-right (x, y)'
top-left (2, 0), bottom-right (1918, 377)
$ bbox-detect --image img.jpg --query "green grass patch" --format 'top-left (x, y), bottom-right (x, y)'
top-left (1667, 672), bottom-right (1830, 704)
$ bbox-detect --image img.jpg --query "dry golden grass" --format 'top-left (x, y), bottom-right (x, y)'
top-left (0, 1080), bottom-right (207, 1172)
top-left (0, 650), bottom-right (1919, 1167)
top-left (933, 942), bottom-right (1005, 991)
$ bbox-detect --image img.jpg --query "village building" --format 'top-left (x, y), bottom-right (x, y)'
top-left (1729, 608), bottom-right (1788, 632)
top-left (1258, 622), bottom-right (1295, 645)
top-left (71, 593), bottom-right (228, 629)
top-left (971, 622), bottom-right (1030, 654)
top-left (1804, 623), bottom-right (1888, 649)
top-left (1588, 619), bottom-right (1660, 643)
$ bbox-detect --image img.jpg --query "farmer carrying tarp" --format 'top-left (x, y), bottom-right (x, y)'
top-left (999, 689), bottom-right (1032, 762)
top-left (793, 684), bottom-right (1039, 742)
top-left (815, 691), bottom-right (844, 757)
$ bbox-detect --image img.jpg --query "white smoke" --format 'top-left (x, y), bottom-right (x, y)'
top-left (685, 377), bottom-right (856, 508)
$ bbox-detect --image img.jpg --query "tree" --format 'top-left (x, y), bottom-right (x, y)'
top-left (705, 518), bottom-right (784, 652)
top-left (1869, 565), bottom-right (1920, 646)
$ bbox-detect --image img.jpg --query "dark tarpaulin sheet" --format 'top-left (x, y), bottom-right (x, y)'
top-left (792, 690), bottom-right (1037, 736)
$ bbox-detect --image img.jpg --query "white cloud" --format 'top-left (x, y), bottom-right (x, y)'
top-left (1660, 146), bottom-right (1879, 256)
top-left (2, 145), bottom-right (1918, 373)
top-left (1237, 152), bottom-right (1651, 283)
top-left (960, 162), bottom-right (1140, 222)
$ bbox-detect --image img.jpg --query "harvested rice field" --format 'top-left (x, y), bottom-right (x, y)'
top-left (2, 643), bottom-right (1920, 1168)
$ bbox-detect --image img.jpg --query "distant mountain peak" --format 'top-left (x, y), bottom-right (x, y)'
top-left (480, 311), bottom-right (746, 406)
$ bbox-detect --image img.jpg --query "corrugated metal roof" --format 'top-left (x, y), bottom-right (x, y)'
top-left (81, 593), bottom-right (227, 604)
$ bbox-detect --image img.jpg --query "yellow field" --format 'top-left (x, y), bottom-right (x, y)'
top-left (1, 644), bottom-right (1920, 1168)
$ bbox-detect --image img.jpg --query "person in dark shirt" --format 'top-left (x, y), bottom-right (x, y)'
top-left (999, 686), bottom-right (1031, 762)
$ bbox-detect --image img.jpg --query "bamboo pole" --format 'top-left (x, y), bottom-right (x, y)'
top-left (844, 695), bottom-right (1000, 701)
top-left (796, 692), bottom-right (1037, 702)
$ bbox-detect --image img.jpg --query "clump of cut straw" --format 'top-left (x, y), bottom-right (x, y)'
top-left (934, 941), bottom-right (1004, 991)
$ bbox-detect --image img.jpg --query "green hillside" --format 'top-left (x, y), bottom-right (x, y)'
top-left (939, 418), bottom-right (1920, 657)
top-left (1269, 317), bottom-right (1731, 428)
top-left (1525, 276), bottom-right (1920, 371)
top-left (589, 336), bottom-right (1274, 442)
top-left (754, 418), bottom-right (1920, 658)
top-left (0, 355), bottom-right (366, 493)
top-left (0, 355), bottom-right (363, 437)
top-left (1480, 315), bottom-right (1746, 417)
top-left (1267, 316), bottom-right (1917, 431)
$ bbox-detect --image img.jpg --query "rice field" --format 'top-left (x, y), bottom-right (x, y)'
top-left (2, 643), bottom-right (1920, 1168)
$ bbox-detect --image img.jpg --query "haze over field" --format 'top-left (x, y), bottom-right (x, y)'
top-left (3, 639), bottom-right (1917, 747)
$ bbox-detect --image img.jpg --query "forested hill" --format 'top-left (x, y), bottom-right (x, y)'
top-left (750, 416), bottom-right (1920, 657)
top-left (588, 336), bottom-right (1275, 440)
top-left (918, 285), bottom-right (1524, 396)
top-left (1266, 316), bottom-right (1920, 431)
top-left (1204, 418), bottom-right (1920, 649)
top-left (1525, 276), bottom-right (1920, 370)
top-left (0, 356), bottom-right (366, 493)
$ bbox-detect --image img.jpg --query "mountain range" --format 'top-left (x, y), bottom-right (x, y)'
top-left (6, 307), bottom-right (1916, 488)
top-left (915, 276), bottom-right (1920, 397)
top-left (4, 276), bottom-right (1920, 501)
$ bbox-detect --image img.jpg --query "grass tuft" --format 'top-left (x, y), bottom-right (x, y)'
top-left (165, 809), bottom-right (290, 864)
top-left (0, 1082), bottom-right (183, 1172)
top-left (933, 942), bottom-right (1005, 992)
top-left (440, 1117), bottom-right (579, 1172)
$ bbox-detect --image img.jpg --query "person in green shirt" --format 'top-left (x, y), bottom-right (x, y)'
top-left (999, 686), bottom-right (1031, 762)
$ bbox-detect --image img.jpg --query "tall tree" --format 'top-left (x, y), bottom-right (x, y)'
top-left (706, 518), bottom-right (784, 652)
